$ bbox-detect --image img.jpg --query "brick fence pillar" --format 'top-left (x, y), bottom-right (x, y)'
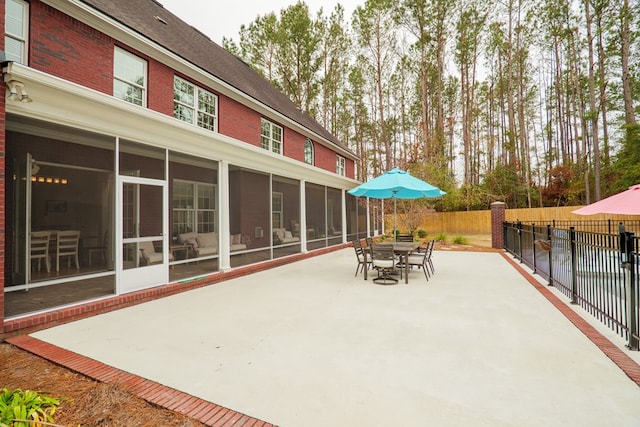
top-left (491, 202), bottom-right (506, 249)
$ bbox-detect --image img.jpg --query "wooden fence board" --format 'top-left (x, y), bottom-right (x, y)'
top-left (393, 206), bottom-right (640, 236)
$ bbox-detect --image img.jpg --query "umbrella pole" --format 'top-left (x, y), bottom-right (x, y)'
top-left (394, 197), bottom-right (397, 243)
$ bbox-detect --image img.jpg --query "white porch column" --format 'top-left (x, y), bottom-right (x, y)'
top-left (341, 189), bottom-right (347, 243)
top-left (218, 161), bottom-right (231, 271)
top-left (300, 179), bottom-right (307, 253)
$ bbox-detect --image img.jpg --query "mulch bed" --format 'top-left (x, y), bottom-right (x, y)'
top-left (0, 343), bottom-right (205, 427)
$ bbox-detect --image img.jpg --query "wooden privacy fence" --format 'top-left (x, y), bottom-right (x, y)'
top-left (393, 206), bottom-right (640, 236)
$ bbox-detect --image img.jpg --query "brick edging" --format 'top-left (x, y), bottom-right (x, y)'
top-left (501, 253), bottom-right (640, 387)
top-left (5, 335), bottom-right (277, 427)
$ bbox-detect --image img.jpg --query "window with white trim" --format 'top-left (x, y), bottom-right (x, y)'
top-left (5, 0), bottom-right (28, 64)
top-left (261, 118), bottom-right (283, 154)
top-left (336, 156), bottom-right (346, 176)
top-left (174, 76), bottom-right (218, 131)
top-left (304, 138), bottom-right (314, 165)
top-left (173, 180), bottom-right (217, 235)
top-left (113, 47), bottom-right (147, 106)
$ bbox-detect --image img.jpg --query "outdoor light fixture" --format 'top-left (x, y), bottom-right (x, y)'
top-left (5, 79), bottom-right (33, 103)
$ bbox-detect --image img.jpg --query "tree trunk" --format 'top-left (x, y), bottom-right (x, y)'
top-left (620, 0), bottom-right (637, 125)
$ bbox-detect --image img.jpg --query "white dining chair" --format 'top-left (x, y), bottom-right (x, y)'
top-left (30, 231), bottom-right (52, 273)
top-left (55, 230), bottom-right (81, 271)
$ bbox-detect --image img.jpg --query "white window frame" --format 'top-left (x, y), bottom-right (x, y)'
top-left (173, 180), bottom-right (217, 235)
top-left (173, 76), bottom-right (218, 131)
top-left (304, 138), bottom-right (314, 165)
top-left (113, 47), bottom-right (147, 107)
top-left (336, 156), bottom-right (346, 176)
top-left (261, 118), bottom-right (283, 154)
top-left (5, 0), bottom-right (29, 64)
top-left (272, 191), bottom-right (284, 229)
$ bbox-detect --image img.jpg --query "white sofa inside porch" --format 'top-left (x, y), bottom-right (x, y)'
top-left (178, 231), bottom-right (247, 257)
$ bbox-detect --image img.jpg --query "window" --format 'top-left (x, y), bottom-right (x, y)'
top-left (5, 0), bottom-right (28, 64)
top-left (173, 77), bottom-right (218, 131)
top-left (336, 156), bottom-right (346, 176)
top-left (113, 47), bottom-right (147, 106)
top-left (272, 192), bottom-right (283, 229)
top-left (261, 119), bottom-right (283, 154)
top-left (304, 138), bottom-right (314, 165)
top-left (173, 180), bottom-right (216, 236)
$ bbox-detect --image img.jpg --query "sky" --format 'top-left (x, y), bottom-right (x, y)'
top-left (158, 0), bottom-right (362, 45)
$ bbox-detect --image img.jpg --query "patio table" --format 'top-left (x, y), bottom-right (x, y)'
top-left (374, 241), bottom-right (420, 284)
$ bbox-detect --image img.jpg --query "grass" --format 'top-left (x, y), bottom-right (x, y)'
top-left (452, 236), bottom-right (469, 245)
top-left (435, 233), bottom-right (447, 242)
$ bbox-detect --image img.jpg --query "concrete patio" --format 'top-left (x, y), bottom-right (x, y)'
top-left (23, 249), bottom-right (640, 426)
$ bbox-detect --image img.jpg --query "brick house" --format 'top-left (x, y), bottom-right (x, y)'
top-left (0, 0), bottom-right (367, 337)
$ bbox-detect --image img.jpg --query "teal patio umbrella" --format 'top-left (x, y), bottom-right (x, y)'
top-left (348, 168), bottom-right (445, 240)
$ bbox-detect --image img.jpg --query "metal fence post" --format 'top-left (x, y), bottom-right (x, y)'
top-left (547, 224), bottom-right (553, 286)
top-left (570, 227), bottom-right (578, 304)
top-left (532, 222), bottom-right (537, 273)
top-left (517, 220), bottom-right (523, 263)
top-left (622, 231), bottom-right (639, 350)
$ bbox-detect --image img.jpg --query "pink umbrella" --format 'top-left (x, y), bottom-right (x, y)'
top-left (572, 184), bottom-right (640, 215)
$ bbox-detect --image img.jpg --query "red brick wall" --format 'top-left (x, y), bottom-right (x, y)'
top-left (218, 97), bottom-right (260, 145)
top-left (314, 143), bottom-right (338, 173)
top-left (148, 61), bottom-right (175, 116)
top-left (346, 158), bottom-right (355, 179)
top-left (491, 202), bottom-right (506, 249)
top-left (30, 1), bottom-right (113, 93)
top-left (284, 128), bottom-right (305, 162)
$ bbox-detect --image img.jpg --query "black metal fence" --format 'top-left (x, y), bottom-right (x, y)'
top-left (504, 220), bottom-right (639, 350)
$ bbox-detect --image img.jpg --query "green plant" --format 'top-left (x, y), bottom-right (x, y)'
top-left (452, 236), bottom-right (469, 245)
top-left (435, 233), bottom-right (447, 242)
top-left (417, 229), bottom-right (428, 238)
top-left (0, 388), bottom-right (66, 427)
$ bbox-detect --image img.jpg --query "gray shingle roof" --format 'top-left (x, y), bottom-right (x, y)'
top-left (78, 0), bottom-right (353, 156)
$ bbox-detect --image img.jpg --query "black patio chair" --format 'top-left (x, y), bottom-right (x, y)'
top-left (370, 245), bottom-right (399, 285)
top-left (406, 239), bottom-right (435, 281)
top-left (352, 239), bottom-right (371, 277)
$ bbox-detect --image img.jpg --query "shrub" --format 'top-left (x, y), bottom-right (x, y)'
top-left (453, 236), bottom-right (469, 245)
top-left (0, 388), bottom-right (66, 427)
top-left (435, 233), bottom-right (447, 242)
top-left (417, 229), bottom-right (428, 238)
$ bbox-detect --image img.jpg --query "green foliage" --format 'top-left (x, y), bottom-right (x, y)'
top-left (443, 184), bottom-right (494, 211)
top-left (417, 229), bottom-right (428, 238)
top-left (435, 233), bottom-right (447, 242)
top-left (611, 123), bottom-right (640, 193)
top-left (481, 163), bottom-right (520, 207)
top-left (0, 388), bottom-right (66, 427)
top-left (452, 236), bottom-right (469, 245)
